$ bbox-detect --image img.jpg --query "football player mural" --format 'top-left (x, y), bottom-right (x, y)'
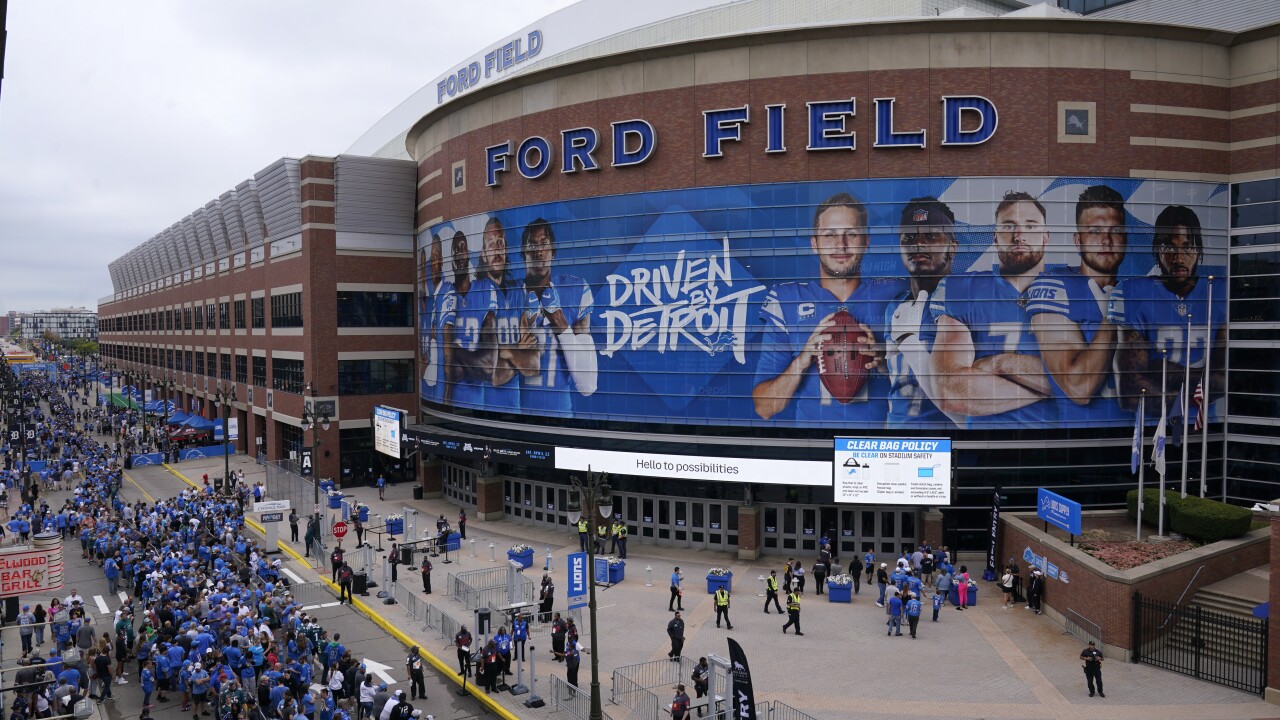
top-left (419, 176), bottom-right (1226, 430)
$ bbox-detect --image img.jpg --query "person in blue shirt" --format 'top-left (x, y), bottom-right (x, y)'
top-left (932, 591), bottom-right (945, 622)
top-left (494, 626), bottom-right (512, 676)
top-left (927, 191), bottom-right (1055, 428)
top-left (103, 556), bottom-right (120, 595)
top-left (886, 590), bottom-right (903, 637)
top-left (1110, 204), bottom-right (1226, 415)
top-left (377, 474), bottom-right (386, 501)
top-left (905, 592), bottom-right (923, 638)
top-left (886, 197), bottom-right (961, 429)
top-left (754, 192), bottom-right (901, 425)
top-left (1026, 185), bottom-right (1129, 426)
top-left (512, 614), bottom-right (529, 663)
top-left (140, 659), bottom-right (155, 709)
top-left (511, 218), bottom-right (597, 417)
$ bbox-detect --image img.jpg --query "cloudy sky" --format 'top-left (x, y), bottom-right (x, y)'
top-left (0, 0), bottom-right (574, 314)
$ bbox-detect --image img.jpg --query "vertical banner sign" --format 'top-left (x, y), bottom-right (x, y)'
top-left (300, 447), bottom-right (314, 477)
top-left (567, 551), bottom-right (588, 610)
top-left (725, 638), bottom-right (758, 720)
top-left (984, 488), bottom-right (1001, 580)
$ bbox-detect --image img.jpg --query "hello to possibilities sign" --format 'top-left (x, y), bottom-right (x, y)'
top-left (0, 547), bottom-right (64, 594)
top-left (486, 96), bottom-right (999, 186)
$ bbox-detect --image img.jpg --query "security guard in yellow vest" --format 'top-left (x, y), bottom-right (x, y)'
top-left (714, 587), bottom-right (733, 630)
top-left (764, 569), bottom-right (783, 613)
top-left (611, 520), bottom-right (628, 558)
top-left (781, 590), bottom-right (803, 635)
top-left (596, 522), bottom-right (608, 553)
top-left (576, 518), bottom-right (589, 552)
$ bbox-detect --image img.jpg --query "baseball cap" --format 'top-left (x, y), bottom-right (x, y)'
top-left (1088, 640), bottom-right (1096, 646)
top-left (899, 197), bottom-right (955, 231)
top-left (880, 563), bottom-right (886, 568)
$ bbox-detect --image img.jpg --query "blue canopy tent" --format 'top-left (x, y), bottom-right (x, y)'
top-left (166, 410), bottom-right (191, 425)
top-left (182, 415), bottom-right (216, 430)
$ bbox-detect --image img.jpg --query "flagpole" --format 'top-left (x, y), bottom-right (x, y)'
top-left (1180, 315), bottom-right (1192, 499)
top-left (1136, 392), bottom-right (1145, 542)
top-left (1200, 277), bottom-right (1213, 498)
top-left (1159, 352), bottom-right (1167, 538)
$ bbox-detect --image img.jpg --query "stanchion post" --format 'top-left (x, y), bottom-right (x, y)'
top-left (758, 574), bottom-right (766, 597)
top-left (544, 546), bottom-right (552, 572)
top-left (523, 644), bottom-right (544, 708)
top-left (646, 565), bottom-right (653, 587)
top-left (489, 542), bottom-right (495, 563)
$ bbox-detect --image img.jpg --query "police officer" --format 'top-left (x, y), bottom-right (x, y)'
top-left (667, 612), bottom-right (685, 660)
top-left (764, 570), bottom-right (783, 613)
top-left (1080, 640), bottom-right (1104, 698)
top-left (609, 518), bottom-right (625, 555)
top-left (404, 647), bottom-right (426, 701)
top-left (713, 586), bottom-right (733, 630)
top-left (781, 590), bottom-right (803, 635)
top-left (576, 518), bottom-right (589, 552)
top-left (595, 522), bottom-right (608, 554)
top-left (691, 658), bottom-right (709, 718)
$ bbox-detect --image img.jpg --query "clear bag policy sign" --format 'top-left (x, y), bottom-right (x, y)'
top-left (833, 437), bottom-right (952, 505)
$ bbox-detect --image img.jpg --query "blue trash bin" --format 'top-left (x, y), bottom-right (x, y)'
top-left (358, 506), bottom-right (369, 523)
top-left (948, 582), bottom-right (979, 607)
top-left (327, 494), bottom-right (342, 510)
top-left (320, 480), bottom-right (335, 494)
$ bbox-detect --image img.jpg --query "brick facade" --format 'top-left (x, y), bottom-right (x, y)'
top-left (1001, 513), bottom-right (1269, 660)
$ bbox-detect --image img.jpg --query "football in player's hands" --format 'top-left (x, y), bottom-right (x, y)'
top-left (890, 290), bottom-right (929, 345)
top-left (816, 309), bottom-right (872, 404)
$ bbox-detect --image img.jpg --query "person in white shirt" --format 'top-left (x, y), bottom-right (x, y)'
top-left (64, 590), bottom-right (84, 607)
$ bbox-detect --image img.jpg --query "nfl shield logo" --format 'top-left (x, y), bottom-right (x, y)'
top-left (1176, 303), bottom-right (1188, 317)
top-left (913, 208), bottom-right (929, 223)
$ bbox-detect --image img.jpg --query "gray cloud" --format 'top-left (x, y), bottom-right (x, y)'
top-left (0, 0), bottom-right (573, 313)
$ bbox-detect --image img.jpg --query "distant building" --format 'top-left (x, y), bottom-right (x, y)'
top-left (14, 306), bottom-right (98, 341)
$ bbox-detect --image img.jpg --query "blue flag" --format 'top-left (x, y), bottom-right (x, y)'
top-left (1169, 391), bottom-right (1183, 447)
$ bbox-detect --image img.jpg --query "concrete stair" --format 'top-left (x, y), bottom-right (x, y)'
top-left (1190, 587), bottom-right (1263, 620)
top-left (1147, 579), bottom-right (1268, 673)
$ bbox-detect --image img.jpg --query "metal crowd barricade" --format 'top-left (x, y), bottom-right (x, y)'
top-left (551, 674), bottom-right (608, 720)
top-left (611, 657), bottom-right (693, 708)
top-left (287, 581), bottom-right (334, 608)
top-left (1063, 607), bottom-right (1102, 648)
top-left (763, 700), bottom-right (818, 720)
top-left (393, 582), bottom-right (420, 623)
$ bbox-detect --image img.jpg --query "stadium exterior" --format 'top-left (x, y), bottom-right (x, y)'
top-left (104, 0), bottom-right (1280, 557)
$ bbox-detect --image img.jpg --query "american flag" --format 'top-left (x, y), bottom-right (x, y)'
top-left (1192, 379), bottom-right (1205, 431)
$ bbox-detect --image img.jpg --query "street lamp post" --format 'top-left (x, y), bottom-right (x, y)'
top-left (566, 468), bottom-right (612, 720)
top-left (159, 376), bottom-right (175, 461)
top-left (302, 381), bottom-right (332, 559)
top-left (215, 383), bottom-right (237, 491)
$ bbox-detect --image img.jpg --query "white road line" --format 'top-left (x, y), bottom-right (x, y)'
top-left (117, 592), bottom-right (129, 603)
top-left (282, 568), bottom-right (307, 585)
top-left (301, 602), bottom-right (341, 611)
top-left (93, 595), bottom-right (110, 614)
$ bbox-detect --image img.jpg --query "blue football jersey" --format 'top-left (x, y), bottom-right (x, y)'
top-left (519, 275), bottom-right (596, 417)
top-left (1108, 275), bottom-right (1225, 369)
top-left (476, 278), bottom-right (522, 413)
top-left (1025, 266), bottom-right (1127, 425)
top-left (882, 289), bottom-right (953, 429)
top-left (754, 278), bottom-right (905, 425)
top-left (447, 281), bottom-right (497, 409)
top-left (419, 281), bottom-right (454, 405)
top-left (928, 269), bottom-right (1056, 428)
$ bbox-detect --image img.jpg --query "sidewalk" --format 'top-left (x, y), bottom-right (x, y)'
top-left (139, 455), bottom-right (1280, 720)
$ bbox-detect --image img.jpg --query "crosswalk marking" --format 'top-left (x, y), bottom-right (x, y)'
top-left (93, 595), bottom-right (110, 614)
top-left (301, 602), bottom-right (341, 611)
top-left (117, 592), bottom-right (129, 604)
top-left (282, 568), bottom-right (307, 585)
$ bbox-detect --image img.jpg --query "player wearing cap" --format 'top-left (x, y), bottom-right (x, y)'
top-left (1026, 185), bottom-right (1129, 424)
top-left (886, 197), bottom-right (962, 428)
top-left (753, 192), bottom-right (902, 424)
top-left (927, 191), bottom-right (1055, 427)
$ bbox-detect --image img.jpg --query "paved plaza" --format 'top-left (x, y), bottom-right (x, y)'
top-left (126, 455), bottom-right (1280, 720)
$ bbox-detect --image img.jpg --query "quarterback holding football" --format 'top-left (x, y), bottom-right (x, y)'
top-left (753, 192), bottom-right (903, 424)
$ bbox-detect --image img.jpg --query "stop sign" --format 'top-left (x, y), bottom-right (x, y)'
top-left (332, 521), bottom-right (349, 539)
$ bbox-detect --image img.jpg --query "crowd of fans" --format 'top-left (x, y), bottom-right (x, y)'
top-left (3, 367), bottom-right (432, 720)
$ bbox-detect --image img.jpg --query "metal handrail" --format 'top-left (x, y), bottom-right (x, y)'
top-left (1161, 564), bottom-right (1204, 629)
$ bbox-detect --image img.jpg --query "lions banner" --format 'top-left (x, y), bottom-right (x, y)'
top-left (418, 176), bottom-right (1226, 430)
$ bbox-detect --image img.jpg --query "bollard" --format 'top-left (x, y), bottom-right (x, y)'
top-left (489, 542), bottom-right (496, 562)
top-left (470, 538), bottom-right (477, 558)
top-left (544, 546), bottom-right (553, 572)
top-left (758, 574), bottom-right (766, 597)
top-left (646, 565), bottom-right (654, 587)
